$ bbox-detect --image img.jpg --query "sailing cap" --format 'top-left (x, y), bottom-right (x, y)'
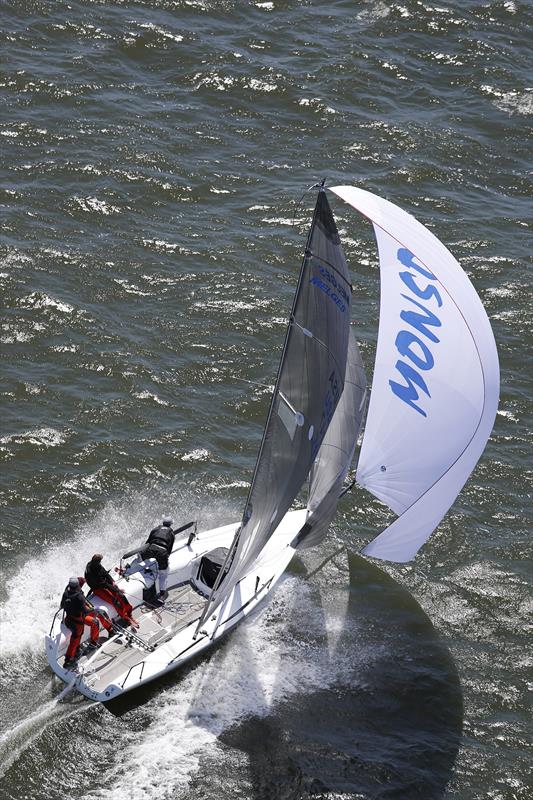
top-left (162, 516), bottom-right (173, 527)
top-left (68, 576), bottom-right (80, 588)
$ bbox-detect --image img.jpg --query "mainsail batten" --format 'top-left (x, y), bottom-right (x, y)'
top-left (328, 185), bottom-right (499, 562)
top-left (197, 188), bottom-right (353, 627)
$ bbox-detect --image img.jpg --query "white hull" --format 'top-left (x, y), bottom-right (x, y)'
top-left (45, 508), bottom-right (306, 701)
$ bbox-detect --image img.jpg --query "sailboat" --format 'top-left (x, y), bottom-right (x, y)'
top-left (45, 183), bottom-right (499, 701)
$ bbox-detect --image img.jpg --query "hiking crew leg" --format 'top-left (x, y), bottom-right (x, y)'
top-left (94, 610), bottom-right (113, 632)
top-left (144, 543), bottom-right (170, 594)
top-left (158, 568), bottom-right (169, 593)
top-left (65, 617), bottom-right (84, 660)
top-left (84, 613), bottom-right (101, 643)
top-left (93, 586), bottom-right (133, 620)
top-left (112, 587), bottom-right (133, 616)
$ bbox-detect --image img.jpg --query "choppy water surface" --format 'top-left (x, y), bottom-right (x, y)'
top-left (1, 1), bottom-right (531, 799)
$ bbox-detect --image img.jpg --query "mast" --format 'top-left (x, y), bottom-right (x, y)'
top-left (240, 182), bottom-right (325, 531)
top-left (196, 183), bottom-right (353, 631)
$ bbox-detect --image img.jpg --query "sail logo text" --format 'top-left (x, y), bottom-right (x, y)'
top-left (389, 248), bottom-right (443, 417)
top-left (310, 265), bottom-right (349, 313)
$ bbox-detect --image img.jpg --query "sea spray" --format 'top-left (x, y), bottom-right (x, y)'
top-left (79, 555), bottom-right (361, 800)
top-left (0, 486), bottom-right (238, 660)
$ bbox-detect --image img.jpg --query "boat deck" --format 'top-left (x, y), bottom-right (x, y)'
top-left (74, 583), bottom-right (205, 695)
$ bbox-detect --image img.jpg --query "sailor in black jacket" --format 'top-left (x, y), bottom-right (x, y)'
top-left (84, 553), bottom-right (134, 623)
top-left (85, 555), bottom-right (115, 591)
top-left (144, 516), bottom-right (175, 598)
top-left (61, 577), bottom-right (91, 620)
top-left (60, 576), bottom-right (112, 668)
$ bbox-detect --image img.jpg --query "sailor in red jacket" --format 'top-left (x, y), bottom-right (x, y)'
top-left (60, 576), bottom-right (113, 669)
top-left (84, 553), bottom-right (136, 624)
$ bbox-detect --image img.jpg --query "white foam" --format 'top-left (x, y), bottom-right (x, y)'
top-left (133, 390), bottom-right (169, 406)
top-left (0, 687), bottom-right (94, 779)
top-left (113, 278), bottom-right (151, 296)
top-left (181, 448), bottom-right (210, 461)
top-left (73, 196), bottom-right (121, 215)
top-left (246, 78), bottom-right (278, 92)
top-left (19, 292), bottom-right (76, 314)
top-left (193, 72), bottom-right (235, 91)
top-left (480, 84), bottom-right (533, 116)
top-left (141, 239), bottom-right (180, 253)
top-left (0, 427), bottom-right (67, 448)
top-left (137, 22), bottom-right (184, 43)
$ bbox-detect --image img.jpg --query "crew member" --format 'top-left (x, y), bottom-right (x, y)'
top-left (144, 516), bottom-right (175, 602)
top-left (60, 576), bottom-right (113, 669)
top-left (84, 553), bottom-right (134, 623)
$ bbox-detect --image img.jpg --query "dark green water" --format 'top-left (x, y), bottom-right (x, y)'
top-left (0, 2), bottom-right (531, 798)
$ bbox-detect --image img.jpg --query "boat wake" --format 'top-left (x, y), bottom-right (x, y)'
top-left (80, 565), bottom-right (358, 800)
top-left (2, 493), bottom-right (355, 797)
top-left (0, 491), bottom-right (241, 785)
top-left (0, 682), bottom-right (93, 779)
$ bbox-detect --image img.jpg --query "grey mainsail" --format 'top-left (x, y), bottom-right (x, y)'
top-left (296, 329), bottom-right (367, 550)
top-left (197, 187), bottom-right (353, 628)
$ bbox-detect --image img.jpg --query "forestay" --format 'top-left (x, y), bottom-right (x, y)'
top-left (329, 185), bottom-right (499, 562)
top-left (198, 188), bottom-right (353, 627)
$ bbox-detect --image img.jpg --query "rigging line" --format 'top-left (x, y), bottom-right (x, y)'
top-left (291, 318), bottom-right (338, 363)
top-left (310, 440), bottom-right (355, 457)
top-left (339, 477), bottom-right (357, 498)
top-left (233, 376), bottom-right (274, 391)
top-left (291, 180), bottom-right (323, 230)
top-left (302, 545), bottom-right (348, 581)
top-left (290, 317), bottom-right (348, 400)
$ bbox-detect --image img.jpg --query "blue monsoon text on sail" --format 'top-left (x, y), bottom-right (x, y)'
top-left (389, 248), bottom-right (443, 417)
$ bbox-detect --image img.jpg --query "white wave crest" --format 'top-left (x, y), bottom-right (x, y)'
top-left (181, 448), bottom-right (210, 462)
top-left (0, 427), bottom-right (67, 448)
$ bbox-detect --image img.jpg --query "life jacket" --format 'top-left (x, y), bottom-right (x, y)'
top-left (147, 525), bottom-right (174, 553)
top-left (61, 587), bottom-right (87, 619)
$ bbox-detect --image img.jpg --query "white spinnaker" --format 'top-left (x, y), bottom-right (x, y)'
top-left (329, 185), bottom-right (499, 562)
